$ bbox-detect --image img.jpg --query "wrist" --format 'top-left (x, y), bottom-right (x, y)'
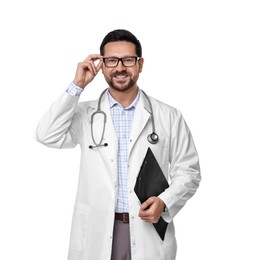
top-left (73, 80), bottom-right (85, 89)
top-left (66, 82), bottom-right (84, 96)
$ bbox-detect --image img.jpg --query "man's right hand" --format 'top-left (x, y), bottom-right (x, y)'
top-left (73, 54), bottom-right (103, 88)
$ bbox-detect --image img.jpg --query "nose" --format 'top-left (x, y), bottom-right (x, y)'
top-left (115, 59), bottom-right (126, 71)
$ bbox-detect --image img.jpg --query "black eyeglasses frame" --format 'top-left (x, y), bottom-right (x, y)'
top-left (102, 56), bottom-right (140, 68)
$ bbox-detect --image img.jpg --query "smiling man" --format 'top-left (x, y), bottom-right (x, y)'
top-left (36, 29), bottom-right (201, 260)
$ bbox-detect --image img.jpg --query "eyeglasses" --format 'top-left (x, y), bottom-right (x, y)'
top-left (102, 56), bottom-right (140, 68)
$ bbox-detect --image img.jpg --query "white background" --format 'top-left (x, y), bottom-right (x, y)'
top-left (0, 0), bottom-right (254, 259)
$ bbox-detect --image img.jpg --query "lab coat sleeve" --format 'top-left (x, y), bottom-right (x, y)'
top-left (159, 109), bottom-right (201, 222)
top-left (35, 92), bottom-right (81, 149)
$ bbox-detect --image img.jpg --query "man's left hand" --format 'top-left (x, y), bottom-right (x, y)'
top-left (138, 197), bottom-right (166, 223)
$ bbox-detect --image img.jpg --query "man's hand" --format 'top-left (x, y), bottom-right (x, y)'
top-left (73, 54), bottom-right (103, 88)
top-left (139, 197), bottom-right (166, 223)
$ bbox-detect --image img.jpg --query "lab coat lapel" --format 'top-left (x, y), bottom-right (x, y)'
top-left (128, 92), bottom-right (151, 156)
top-left (101, 93), bottom-right (118, 151)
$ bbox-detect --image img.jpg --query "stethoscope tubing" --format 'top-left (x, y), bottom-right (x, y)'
top-left (90, 89), bottom-right (108, 148)
top-left (89, 88), bottom-right (158, 148)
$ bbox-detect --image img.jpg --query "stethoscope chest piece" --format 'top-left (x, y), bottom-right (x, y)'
top-left (147, 132), bottom-right (159, 144)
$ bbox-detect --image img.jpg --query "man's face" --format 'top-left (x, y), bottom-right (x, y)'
top-left (102, 41), bottom-right (144, 92)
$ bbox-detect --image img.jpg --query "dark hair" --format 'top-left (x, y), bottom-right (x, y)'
top-left (100, 29), bottom-right (142, 57)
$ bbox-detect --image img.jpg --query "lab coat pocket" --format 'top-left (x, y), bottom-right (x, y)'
top-left (69, 203), bottom-right (89, 251)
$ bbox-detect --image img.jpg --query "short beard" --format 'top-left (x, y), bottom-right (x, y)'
top-left (109, 80), bottom-right (135, 92)
top-left (106, 76), bottom-right (136, 93)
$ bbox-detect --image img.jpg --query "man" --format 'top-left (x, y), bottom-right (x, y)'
top-left (36, 29), bottom-right (201, 260)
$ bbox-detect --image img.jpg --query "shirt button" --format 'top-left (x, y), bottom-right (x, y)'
top-left (129, 190), bottom-right (133, 193)
top-left (110, 159), bottom-right (114, 162)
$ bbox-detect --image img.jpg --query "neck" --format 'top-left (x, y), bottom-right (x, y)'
top-left (108, 86), bottom-right (139, 108)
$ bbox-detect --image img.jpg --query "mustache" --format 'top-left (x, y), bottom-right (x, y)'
top-left (112, 72), bottom-right (130, 77)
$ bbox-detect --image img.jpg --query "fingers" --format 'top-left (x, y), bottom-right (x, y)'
top-left (81, 54), bottom-right (103, 75)
top-left (96, 59), bottom-right (103, 72)
top-left (139, 197), bottom-right (165, 223)
top-left (73, 54), bottom-right (103, 88)
top-left (139, 198), bottom-right (157, 223)
top-left (140, 197), bottom-right (154, 210)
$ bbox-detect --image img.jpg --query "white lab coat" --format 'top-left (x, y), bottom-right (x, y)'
top-left (36, 89), bottom-right (201, 260)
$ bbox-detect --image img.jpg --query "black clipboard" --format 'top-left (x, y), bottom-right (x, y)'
top-left (134, 147), bottom-right (169, 240)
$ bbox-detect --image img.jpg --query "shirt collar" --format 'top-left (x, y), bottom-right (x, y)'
top-left (107, 88), bottom-right (141, 110)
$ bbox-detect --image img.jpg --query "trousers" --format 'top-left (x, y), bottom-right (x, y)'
top-left (111, 220), bottom-right (131, 260)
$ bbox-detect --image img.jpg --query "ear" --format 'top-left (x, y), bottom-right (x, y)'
top-left (138, 57), bottom-right (144, 72)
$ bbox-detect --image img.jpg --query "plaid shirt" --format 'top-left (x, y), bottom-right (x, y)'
top-left (107, 91), bottom-right (140, 213)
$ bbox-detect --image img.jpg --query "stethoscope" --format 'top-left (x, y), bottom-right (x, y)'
top-left (89, 89), bottom-right (159, 149)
